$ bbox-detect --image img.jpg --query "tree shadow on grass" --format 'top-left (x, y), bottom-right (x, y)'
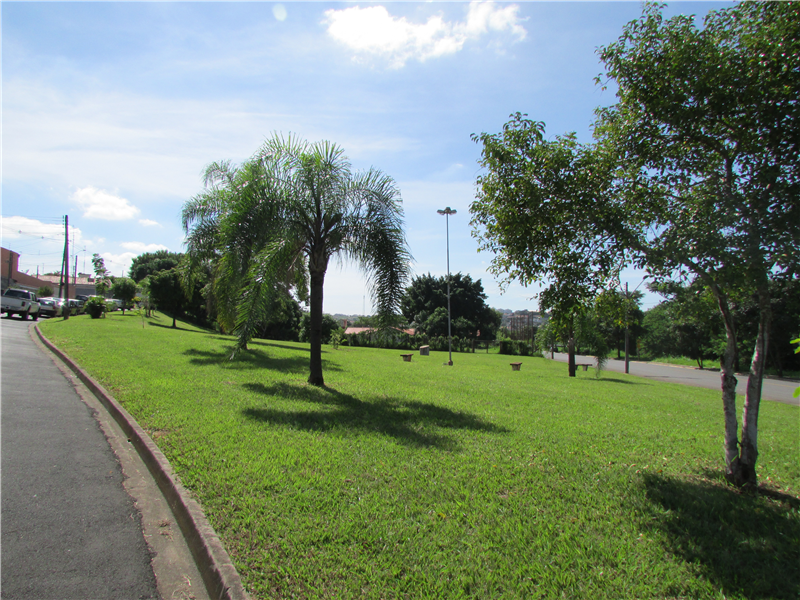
top-left (241, 381), bottom-right (510, 450)
top-left (182, 347), bottom-right (336, 376)
top-left (591, 377), bottom-right (646, 385)
top-left (642, 472), bottom-right (800, 599)
top-left (248, 339), bottom-right (313, 353)
top-left (148, 322), bottom-right (211, 333)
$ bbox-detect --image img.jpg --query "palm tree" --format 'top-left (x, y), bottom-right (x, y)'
top-left (183, 134), bottom-right (412, 386)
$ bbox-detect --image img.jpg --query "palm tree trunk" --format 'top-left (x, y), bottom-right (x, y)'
top-left (308, 266), bottom-right (326, 386)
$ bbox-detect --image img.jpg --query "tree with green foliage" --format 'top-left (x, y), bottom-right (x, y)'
top-left (182, 134), bottom-right (411, 386)
top-left (400, 273), bottom-right (501, 340)
top-left (148, 269), bottom-right (187, 328)
top-left (299, 313), bottom-right (342, 345)
top-left (352, 313), bottom-right (407, 330)
top-left (36, 285), bottom-right (54, 298)
top-left (472, 2), bottom-right (799, 486)
top-left (727, 275), bottom-right (800, 378)
top-left (594, 288), bottom-right (644, 359)
top-left (91, 253), bottom-right (113, 296)
top-left (640, 282), bottom-right (723, 368)
top-left (594, 1), bottom-right (800, 486)
top-left (256, 292), bottom-right (303, 342)
top-left (470, 115), bottom-right (623, 377)
top-left (111, 277), bottom-right (138, 315)
top-left (129, 250), bottom-right (182, 283)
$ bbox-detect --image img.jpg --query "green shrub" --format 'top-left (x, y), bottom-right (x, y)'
top-left (85, 296), bottom-right (107, 319)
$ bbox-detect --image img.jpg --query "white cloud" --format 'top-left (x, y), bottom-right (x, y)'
top-left (273, 4), bottom-right (287, 22)
top-left (324, 2), bottom-right (526, 68)
top-left (1, 216), bottom-right (77, 244)
top-left (139, 219), bottom-right (161, 227)
top-left (1, 216), bottom-right (91, 275)
top-left (120, 241), bottom-right (170, 253)
top-left (72, 186), bottom-right (141, 220)
top-left (101, 252), bottom-right (139, 278)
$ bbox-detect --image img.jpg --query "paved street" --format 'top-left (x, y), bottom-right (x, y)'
top-left (549, 352), bottom-right (799, 406)
top-left (1, 317), bottom-right (160, 599)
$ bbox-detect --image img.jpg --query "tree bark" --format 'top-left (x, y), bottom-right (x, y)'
top-left (568, 315), bottom-right (576, 378)
top-left (712, 292), bottom-right (741, 483)
top-left (308, 258), bottom-right (327, 386)
top-left (736, 282), bottom-right (771, 488)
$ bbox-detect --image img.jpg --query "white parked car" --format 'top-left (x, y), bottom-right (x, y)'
top-left (1, 289), bottom-right (40, 320)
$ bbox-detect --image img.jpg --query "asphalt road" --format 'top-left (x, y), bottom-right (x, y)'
top-left (549, 352), bottom-right (799, 406)
top-left (1, 316), bottom-right (160, 599)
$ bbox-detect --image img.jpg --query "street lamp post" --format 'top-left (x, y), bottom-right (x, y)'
top-left (437, 207), bottom-right (456, 366)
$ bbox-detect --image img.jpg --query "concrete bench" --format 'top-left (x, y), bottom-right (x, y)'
top-left (576, 363), bottom-right (592, 371)
top-left (419, 345), bottom-right (430, 356)
top-left (401, 354), bottom-right (413, 362)
top-left (510, 362), bottom-right (522, 371)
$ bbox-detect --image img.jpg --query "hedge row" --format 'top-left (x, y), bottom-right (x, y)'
top-left (345, 331), bottom-right (480, 353)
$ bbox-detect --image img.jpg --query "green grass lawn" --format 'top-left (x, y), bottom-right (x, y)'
top-left (40, 313), bottom-right (800, 599)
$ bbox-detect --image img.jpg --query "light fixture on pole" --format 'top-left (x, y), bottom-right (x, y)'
top-left (437, 206), bottom-right (457, 366)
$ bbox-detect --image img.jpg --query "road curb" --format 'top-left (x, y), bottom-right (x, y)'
top-left (35, 324), bottom-right (251, 600)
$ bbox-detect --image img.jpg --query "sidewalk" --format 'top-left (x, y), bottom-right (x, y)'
top-left (1, 318), bottom-right (208, 599)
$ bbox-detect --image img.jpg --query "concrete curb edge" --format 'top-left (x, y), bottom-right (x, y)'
top-left (35, 324), bottom-right (251, 600)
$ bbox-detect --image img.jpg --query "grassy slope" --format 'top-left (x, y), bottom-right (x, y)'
top-left (40, 313), bottom-right (800, 599)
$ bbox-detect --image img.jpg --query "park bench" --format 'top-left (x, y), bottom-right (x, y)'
top-left (510, 362), bottom-right (522, 371)
top-left (419, 345), bottom-right (430, 356)
top-left (401, 354), bottom-right (413, 362)
top-left (576, 363), bottom-right (592, 371)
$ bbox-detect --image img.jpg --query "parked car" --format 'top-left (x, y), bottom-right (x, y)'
top-left (38, 297), bottom-right (63, 318)
top-left (70, 299), bottom-right (86, 315)
top-left (1, 288), bottom-right (40, 320)
top-left (62, 299), bottom-right (78, 316)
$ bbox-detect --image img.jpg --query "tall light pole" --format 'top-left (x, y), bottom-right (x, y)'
top-left (437, 207), bottom-right (456, 366)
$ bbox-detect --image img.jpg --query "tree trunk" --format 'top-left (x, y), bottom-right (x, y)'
top-left (735, 282), bottom-right (771, 488)
top-left (308, 261), bottom-right (327, 387)
top-left (691, 265), bottom-right (744, 484)
top-left (568, 316), bottom-right (576, 377)
top-left (711, 290), bottom-right (740, 483)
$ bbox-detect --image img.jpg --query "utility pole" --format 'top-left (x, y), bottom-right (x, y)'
top-left (63, 216), bottom-right (70, 320)
top-left (437, 207), bottom-right (457, 366)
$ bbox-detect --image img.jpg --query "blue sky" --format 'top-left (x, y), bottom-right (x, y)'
top-left (2, 1), bottom-right (731, 315)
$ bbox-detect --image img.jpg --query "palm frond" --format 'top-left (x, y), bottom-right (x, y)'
top-left (339, 169), bottom-right (412, 322)
top-left (232, 238), bottom-right (307, 355)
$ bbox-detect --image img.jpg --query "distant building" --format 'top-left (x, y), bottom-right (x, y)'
top-left (500, 310), bottom-right (548, 328)
top-left (1, 247), bottom-right (55, 293)
top-left (37, 273), bottom-right (97, 298)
